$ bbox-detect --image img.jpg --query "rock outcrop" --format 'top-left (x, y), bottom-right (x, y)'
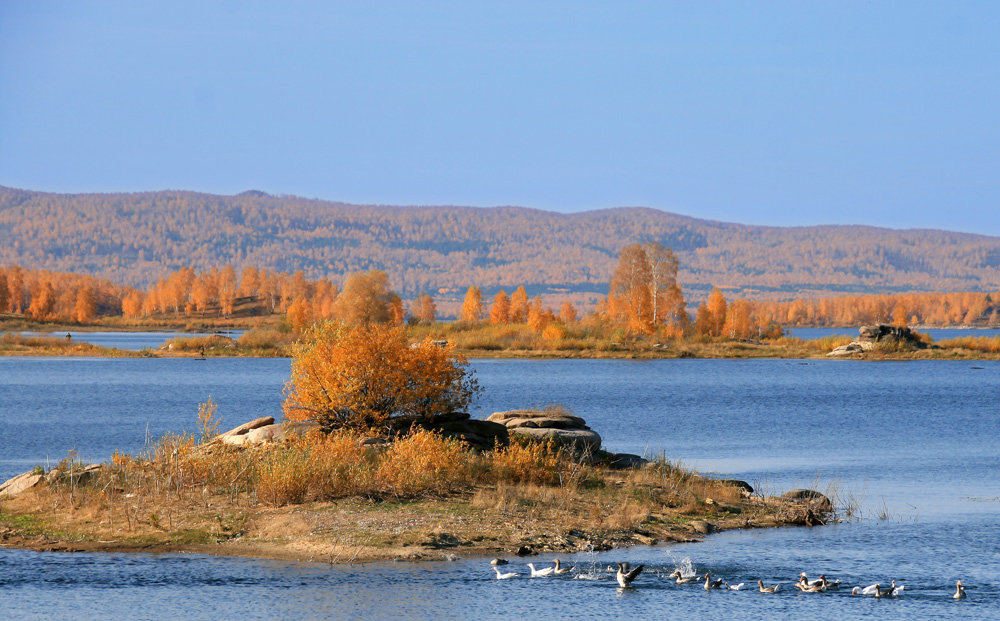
top-left (487, 409), bottom-right (602, 453)
top-left (828, 323), bottom-right (927, 356)
top-left (215, 416), bottom-right (275, 446)
top-left (386, 412), bottom-right (509, 451)
top-left (0, 472), bottom-right (43, 498)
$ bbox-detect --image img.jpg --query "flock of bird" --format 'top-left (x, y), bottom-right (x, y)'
top-left (490, 558), bottom-right (969, 600)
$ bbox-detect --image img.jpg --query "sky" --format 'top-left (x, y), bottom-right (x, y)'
top-left (1, 1), bottom-right (999, 235)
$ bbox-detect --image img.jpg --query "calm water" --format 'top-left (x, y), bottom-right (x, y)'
top-left (1, 357), bottom-right (998, 619)
top-left (790, 327), bottom-right (1000, 341)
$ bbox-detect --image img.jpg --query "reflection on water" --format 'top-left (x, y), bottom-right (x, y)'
top-left (1, 357), bottom-right (998, 619)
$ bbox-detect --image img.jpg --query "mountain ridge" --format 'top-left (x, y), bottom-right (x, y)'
top-left (2, 185), bottom-right (998, 303)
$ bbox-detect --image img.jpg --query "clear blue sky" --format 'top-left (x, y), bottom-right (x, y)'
top-left (2, 1), bottom-right (999, 234)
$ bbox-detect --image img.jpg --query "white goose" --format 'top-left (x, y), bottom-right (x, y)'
top-left (552, 559), bottom-right (575, 575)
top-left (616, 562), bottom-right (644, 588)
top-left (799, 572), bottom-right (839, 590)
top-left (493, 566), bottom-right (518, 580)
top-left (527, 563), bottom-right (554, 577)
top-left (725, 581), bottom-right (745, 591)
top-left (954, 580), bottom-right (966, 600)
top-left (851, 583), bottom-right (881, 596)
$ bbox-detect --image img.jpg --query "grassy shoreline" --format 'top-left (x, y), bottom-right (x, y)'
top-left (0, 437), bottom-right (832, 565)
top-left (3, 330), bottom-right (999, 360)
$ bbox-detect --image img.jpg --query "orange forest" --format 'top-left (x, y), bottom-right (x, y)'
top-left (1, 246), bottom-right (999, 336)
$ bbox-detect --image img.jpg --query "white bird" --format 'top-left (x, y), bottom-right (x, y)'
top-left (616, 562), bottom-right (644, 588)
top-left (797, 575), bottom-right (828, 593)
top-left (494, 566), bottom-right (518, 579)
top-left (758, 580), bottom-right (780, 593)
top-left (704, 572), bottom-right (724, 590)
top-left (552, 559), bottom-right (575, 575)
top-left (799, 572), bottom-right (838, 589)
top-left (852, 583), bottom-right (881, 596)
top-left (726, 581), bottom-right (745, 591)
top-left (527, 563), bottom-right (554, 577)
top-left (669, 569), bottom-right (699, 584)
top-left (954, 580), bottom-right (966, 600)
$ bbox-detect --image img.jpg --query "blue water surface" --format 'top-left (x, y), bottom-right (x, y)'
top-left (1, 357), bottom-right (997, 619)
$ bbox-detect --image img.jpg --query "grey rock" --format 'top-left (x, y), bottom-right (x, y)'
top-left (245, 420), bottom-right (320, 444)
top-left (688, 520), bottom-right (716, 534)
top-left (0, 472), bottom-right (43, 498)
top-left (781, 489), bottom-right (833, 511)
top-left (509, 427), bottom-right (602, 452)
top-left (605, 453), bottom-right (649, 469)
top-left (215, 416), bottom-right (275, 442)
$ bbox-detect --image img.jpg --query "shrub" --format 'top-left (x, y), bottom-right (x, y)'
top-left (282, 321), bottom-right (480, 430)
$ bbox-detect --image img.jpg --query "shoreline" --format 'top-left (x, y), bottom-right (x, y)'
top-left (0, 491), bottom-right (828, 565)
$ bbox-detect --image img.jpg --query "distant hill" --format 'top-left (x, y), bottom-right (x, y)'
top-left (2, 186), bottom-right (999, 306)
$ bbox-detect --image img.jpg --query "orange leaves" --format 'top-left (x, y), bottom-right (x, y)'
top-left (282, 321), bottom-right (480, 430)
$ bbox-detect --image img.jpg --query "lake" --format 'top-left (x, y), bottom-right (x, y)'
top-left (1, 357), bottom-right (998, 619)
top-left (18, 330), bottom-right (245, 351)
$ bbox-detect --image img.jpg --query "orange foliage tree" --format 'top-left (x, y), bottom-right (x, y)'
top-left (412, 292), bottom-right (437, 324)
top-left (490, 290), bottom-right (510, 324)
top-left (459, 286), bottom-right (483, 322)
top-left (282, 321), bottom-right (480, 430)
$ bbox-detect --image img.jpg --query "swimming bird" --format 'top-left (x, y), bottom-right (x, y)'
top-left (852, 583), bottom-right (881, 596)
top-left (669, 570), bottom-right (699, 584)
top-left (798, 575), bottom-right (828, 593)
top-left (490, 558), bottom-right (508, 566)
top-left (494, 566), bottom-right (518, 580)
top-left (725, 581), bottom-right (745, 591)
top-left (616, 562), bottom-right (644, 588)
top-left (799, 572), bottom-right (838, 590)
top-left (704, 572), bottom-right (724, 590)
top-left (758, 580), bottom-right (780, 593)
top-left (954, 580), bottom-right (966, 600)
top-left (527, 563), bottom-right (554, 577)
top-left (552, 559), bottom-right (575, 575)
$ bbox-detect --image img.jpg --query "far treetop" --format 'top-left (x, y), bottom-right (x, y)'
top-left (1, 185), bottom-right (999, 303)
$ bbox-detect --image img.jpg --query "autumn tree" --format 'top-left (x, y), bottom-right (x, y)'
top-left (510, 286), bottom-right (529, 323)
top-left (388, 293), bottom-right (406, 324)
top-left (559, 301), bottom-right (577, 324)
top-left (490, 290), bottom-right (511, 324)
top-left (459, 286), bottom-right (483, 322)
top-left (0, 273), bottom-right (9, 314)
top-left (609, 244), bottom-right (653, 333)
top-left (330, 270), bottom-right (395, 325)
top-left (412, 292), bottom-right (437, 324)
top-left (27, 280), bottom-right (56, 320)
top-left (704, 288), bottom-right (728, 337)
top-left (122, 290), bottom-right (144, 318)
top-left (218, 264), bottom-right (238, 316)
top-left (282, 321), bottom-right (480, 430)
top-left (74, 286), bottom-right (97, 323)
top-left (7, 265), bottom-right (23, 313)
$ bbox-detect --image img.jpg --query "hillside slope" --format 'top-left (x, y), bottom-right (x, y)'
top-left (2, 186), bottom-right (998, 301)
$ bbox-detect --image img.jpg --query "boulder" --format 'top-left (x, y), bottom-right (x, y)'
top-left (431, 419), bottom-right (509, 451)
top-left (715, 479), bottom-right (754, 495)
top-left (245, 420), bottom-right (320, 444)
top-left (604, 452), bottom-right (649, 469)
top-left (45, 464), bottom-right (102, 485)
top-left (487, 410), bottom-right (589, 429)
top-left (827, 343), bottom-right (865, 357)
top-left (215, 416), bottom-right (275, 442)
top-left (688, 520), bottom-right (716, 534)
top-left (0, 472), bottom-right (43, 498)
top-left (781, 489), bottom-right (833, 511)
top-left (509, 427), bottom-right (602, 453)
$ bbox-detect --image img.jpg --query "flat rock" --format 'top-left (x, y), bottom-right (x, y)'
top-left (509, 427), bottom-right (602, 452)
top-left (487, 410), bottom-right (587, 428)
top-left (215, 416), bottom-right (275, 441)
top-left (0, 472), bottom-right (43, 498)
top-left (501, 416), bottom-right (589, 430)
top-left (245, 420), bottom-right (320, 444)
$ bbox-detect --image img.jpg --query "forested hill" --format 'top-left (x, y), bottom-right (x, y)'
top-left (2, 185), bottom-right (999, 302)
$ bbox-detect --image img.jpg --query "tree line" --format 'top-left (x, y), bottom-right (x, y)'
top-left (3, 253), bottom-right (998, 333)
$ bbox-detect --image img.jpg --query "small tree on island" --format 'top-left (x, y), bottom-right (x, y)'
top-left (282, 321), bottom-right (480, 431)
